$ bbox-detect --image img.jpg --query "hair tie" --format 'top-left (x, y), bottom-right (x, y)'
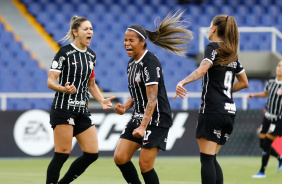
top-left (226, 16), bottom-right (229, 22)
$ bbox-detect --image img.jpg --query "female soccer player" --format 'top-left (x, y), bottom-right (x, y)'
top-left (174, 15), bottom-right (249, 184)
top-left (46, 16), bottom-right (114, 184)
top-left (248, 60), bottom-right (282, 178)
top-left (114, 11), bottom-right (193, 184)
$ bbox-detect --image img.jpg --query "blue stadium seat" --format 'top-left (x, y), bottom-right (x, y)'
top-left (251, 5), bottom-right (265, 15)
top-left (220, 6), bottom-right (235, 15)
top-left (266, 5), bottom-right (280, 16)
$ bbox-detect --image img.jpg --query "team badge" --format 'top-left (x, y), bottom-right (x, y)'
top-left (67, 118), bottom-right (75, 125)
top-left (135, 72), bottom-right (141, 82)
top-left (52, 60), bottom-right (58, 69)
top-left (89, 61), bottom-right (94, 70)
top-left (277, 88), bottom-right (282, 95)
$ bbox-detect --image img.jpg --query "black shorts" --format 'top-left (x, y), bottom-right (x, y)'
top-left (120, 119), bottom-right (169, 151)
top-left (260, 117), bottom-right (272, 134)
top-left (50, 108), bottom-right (93, 137)
top-left (268, 119), bottom-right (282, 136)
top-left (196, 113), bottom-right (235, 145)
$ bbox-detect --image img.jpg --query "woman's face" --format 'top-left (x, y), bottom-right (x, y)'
top-left (208, 21), bottom-right (215, 41)
top-left (74, 20), bottom-right (93, 47)
top-left (124, 30), bottom-right (145, 59)
top-left (276, 61), bottom-right (282, 76)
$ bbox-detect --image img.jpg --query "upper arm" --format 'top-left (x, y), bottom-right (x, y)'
top-left (146, 84), bottom-right (158, 101)
top-left (48, 71), bottom-right (61, 81)
top-left (198, 59), bottom-right (212, 74)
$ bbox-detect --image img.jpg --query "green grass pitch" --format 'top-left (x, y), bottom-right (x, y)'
top-left (0, 156), bottom-right (281, 183)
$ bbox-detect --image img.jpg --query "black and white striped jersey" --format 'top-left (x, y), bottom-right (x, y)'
top-left (127, 50), bottom-right (172, 128)
top-left (49, 43), bottom-right (96, 113)
top-left (200, 42), bottom-right (245, 115)
top-left (264, 78), bottom-right (282, 121)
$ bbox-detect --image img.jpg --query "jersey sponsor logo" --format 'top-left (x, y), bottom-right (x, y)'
top-left (135, 72), bottom-right (141, 82)
top-left (144, 67), bottom-right (150, 82)
top-left (86, 51), bottom-right (95, 59)
top-left (68, 99), bottom-right (86, 107)
top-left (211, 50), bottom-right (217, 61)
top-left (277, 88), bottom-right (282, 95)
top-left (156, 67), bottom-right (160, 78)
top-left (13, 110), bottom-right (54, 156)
top-left (66, 49), bottom-right (77, 56)
top-left (58, 56), bottom-right (65, 69)
top-left (89, 60), bottom-right (94, 70)
top-left (224, 102), bottom-right (236, 113)
top-left (213, 129), bottom-right (221, 138)
top-left (67, 118), bottom-right (75, 125)
top-left (51, 60), bottom-right (58, 69)
top-left (226, 61), bottom-right (237, 69)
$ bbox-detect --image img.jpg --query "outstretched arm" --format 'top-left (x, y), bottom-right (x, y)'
top-left (88, 77), bottom-right (115, 110)
top-left (174, 59), bottom-right (211, 99)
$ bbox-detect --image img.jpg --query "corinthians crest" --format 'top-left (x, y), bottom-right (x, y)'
top-left (135, 72), bottom-right (141, 82)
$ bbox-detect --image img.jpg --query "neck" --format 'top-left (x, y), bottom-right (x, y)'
top-left (73, 41), bottom-right (86, 50)
top-left (134, 49), bottom-right (146, 61)
top-left (277, 76), bottom-right (282, 81)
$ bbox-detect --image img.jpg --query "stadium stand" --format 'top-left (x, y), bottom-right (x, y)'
top-left (1, 0), bottom-right (281, 110)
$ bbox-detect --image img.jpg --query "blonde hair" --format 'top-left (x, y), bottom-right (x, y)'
top-left (128, 10), bottom-right (193, 57)
top-left (212, 15), bottom-right (239, 66)
top-left (60, 16), bottom-right (89, 43)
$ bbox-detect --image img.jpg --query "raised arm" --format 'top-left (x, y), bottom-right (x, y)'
top-left (174, 59), bottom-right (211, 99)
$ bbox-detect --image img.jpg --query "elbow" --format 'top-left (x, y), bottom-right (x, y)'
top-left (244, 81), bottom-right (249, 88)
top-left (47, 80), bottom-right (52, 89)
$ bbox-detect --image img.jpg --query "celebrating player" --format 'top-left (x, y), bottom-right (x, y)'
top-left (114, 11), bottom-right (193, 184)
top-left (174, 15), bottom-right (249, 184)
top-left (46, 16), bottom-right (114, 184)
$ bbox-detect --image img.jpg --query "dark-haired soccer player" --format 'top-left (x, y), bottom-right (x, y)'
top-left (114, 11), bottom-right (193, 184)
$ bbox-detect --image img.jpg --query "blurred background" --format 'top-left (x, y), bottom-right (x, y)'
top-left (0, 0), bottom-right (281, 160)
top-left (0, 0), bottom-right (282, 111)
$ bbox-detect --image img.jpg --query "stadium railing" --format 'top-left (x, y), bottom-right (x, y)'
top-left (0, 92), bottom-right (249, 111)
top-left (199, 26), bottom-right (282, 54)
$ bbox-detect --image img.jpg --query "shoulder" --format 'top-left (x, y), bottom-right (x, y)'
top-left (206, 42), bottom-right (220, 50)
top-left (143, 51), bottom-right (160, 64)
top-left (86, 48), bottom-right (96, 60)
top-left (58, 44), bottom-right (77, 57)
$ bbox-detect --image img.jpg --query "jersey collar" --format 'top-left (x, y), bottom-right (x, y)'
top-left (135, 50), bottom-right (148, 63)
top-left (71, 43), bottom-right (87, 52)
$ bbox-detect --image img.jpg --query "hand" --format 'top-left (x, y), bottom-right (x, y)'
top-left (101, 96), bottom-right (115, 110)
top-left (247, 94), bottom-right (253, 100)
top-left (114, 103), bottom-right (126, 115)
top-left (64, 82), bottom-right (76, 94)
top-left (173, 82), bottom-right (188, 99)
top-left (132, 126), bottom-right (146, 138)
